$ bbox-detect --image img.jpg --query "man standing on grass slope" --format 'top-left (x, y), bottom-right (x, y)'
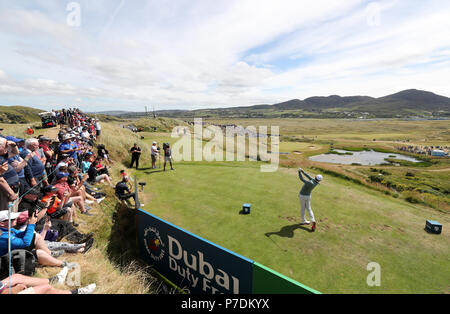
top-left (130, 143), bottom-right (142, 170)
top-left (298, 168), bottom-right (323, 232)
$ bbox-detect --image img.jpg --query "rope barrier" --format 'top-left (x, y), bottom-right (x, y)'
top-left (7, 202), bottom-right (12, 295)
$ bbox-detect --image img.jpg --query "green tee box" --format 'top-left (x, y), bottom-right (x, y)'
top-left (252, 262), bottom-right (321, 294)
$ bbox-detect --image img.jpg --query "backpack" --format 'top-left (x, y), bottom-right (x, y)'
top-left (0, 250), bottom-right (37, 280)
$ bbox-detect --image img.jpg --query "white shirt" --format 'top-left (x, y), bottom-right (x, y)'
top-left (151, 145), bottom-right (158, 155)
top-left (81, 131), bottom-right (90, 139)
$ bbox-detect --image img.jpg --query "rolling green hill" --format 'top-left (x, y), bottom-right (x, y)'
top-left (0, 105), bottom-right (44, 123)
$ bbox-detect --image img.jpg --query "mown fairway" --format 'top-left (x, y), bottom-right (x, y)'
top-left (133, 158), bottom-right (449, 293)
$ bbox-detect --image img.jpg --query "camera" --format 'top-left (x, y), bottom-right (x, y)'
top-left (28, 201), bottom-right (48, 218)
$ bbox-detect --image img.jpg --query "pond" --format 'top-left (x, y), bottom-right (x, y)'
top-left (308, 149), bottom-right (422, 166)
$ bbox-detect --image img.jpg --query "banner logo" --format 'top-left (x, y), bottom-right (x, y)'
top-left (143, 226), bottom-right (165, 262)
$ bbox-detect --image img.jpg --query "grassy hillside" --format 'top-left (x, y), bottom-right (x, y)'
top-left (0, 121), bottom-right (165, 294)
top-left (0, 105), bottom-right (43, 123)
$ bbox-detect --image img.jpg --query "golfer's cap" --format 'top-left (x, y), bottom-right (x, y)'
top-left (0, 211), bottom-right (20, 222)
top-left (39, 136), bottom-right (52, 142)
top-left (153, 142), bottom-right (157, 144)
top-left (56, 172), bottom-right (69, 180)
top-left (315, 175), bottom-right (323, 182)
top-left (43, 185), bottom-right (58, 194)
top-left (16, 211), bottom-right (30, 225)
top-left (5, 136), bottom-right (24, 144)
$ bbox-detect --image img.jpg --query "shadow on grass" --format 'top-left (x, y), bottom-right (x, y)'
top-left (265, 224), bottom-right (313, 239)
top-left (106, 203), bottom-right (174, 294)
top-left (143, 170), bottom-right (164, 175)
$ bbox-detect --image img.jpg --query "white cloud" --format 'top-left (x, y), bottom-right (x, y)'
top-left (0, 0), bottom-right (449, 111)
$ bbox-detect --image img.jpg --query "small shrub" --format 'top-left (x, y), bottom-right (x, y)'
top-left (405, 196), bottom-right (420, 204)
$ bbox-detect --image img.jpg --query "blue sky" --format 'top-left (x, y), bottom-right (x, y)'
top-left (0, 0), bottom-right (450, 112)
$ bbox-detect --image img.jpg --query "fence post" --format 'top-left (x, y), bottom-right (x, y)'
top-left (134, 175), bottom-right (140, 210)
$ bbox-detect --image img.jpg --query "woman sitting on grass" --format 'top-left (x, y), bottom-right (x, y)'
top-left (88, 159), bottom-right (113, 187)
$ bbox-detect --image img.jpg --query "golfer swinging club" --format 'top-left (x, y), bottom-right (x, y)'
top-left (298, 168), bottom-right (323, 232)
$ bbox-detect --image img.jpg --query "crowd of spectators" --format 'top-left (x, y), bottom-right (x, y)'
top-left (395, 145), bottom-right (449, 156)
top-left (0, 108), bottom-right (110, 294)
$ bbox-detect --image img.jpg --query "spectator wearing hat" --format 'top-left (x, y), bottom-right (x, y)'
top-left (59, 134), bottom-right (77, 162)
top-left (16, 138), bottom-right (25, 153)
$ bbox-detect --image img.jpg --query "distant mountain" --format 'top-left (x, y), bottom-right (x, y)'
top-left (373, 89), bottom-right (450, 111)
top-left (225, 89), bottom-right (450, 118)
top-left (303, 95), bottom-right (375, 109)
top-left (89, 110), bottom-right (129, 116)
top-left (90, 89), bottom-right (450, 119)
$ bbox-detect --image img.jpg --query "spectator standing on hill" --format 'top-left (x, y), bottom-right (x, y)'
top-left (130, 143), bottom-right (142, 170)
top-left (298, 168), bottom-right (323, 232)
top-left (94, 119), bottom-right (101, 138)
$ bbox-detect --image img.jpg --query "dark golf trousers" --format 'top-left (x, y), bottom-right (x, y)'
top-left (130, 155), bottom-right (140, 169)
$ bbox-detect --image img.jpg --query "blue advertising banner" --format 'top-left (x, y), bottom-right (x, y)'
top-left (137, 209), bottom-right (254, 294)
